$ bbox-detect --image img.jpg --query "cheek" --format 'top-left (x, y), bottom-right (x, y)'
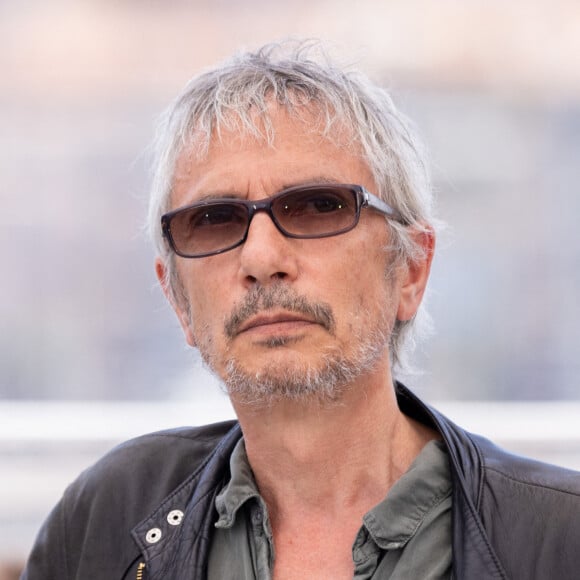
top-left (317, 254), bottom-right (383, 328)
top-left (188, 282), bottom-right (222, 327)
top-left (187, 267), bottom-right (243, 344)
top-left (348, 257), bottom-right (398, 324)
top-left (175, 265), bottom-right (221, 327)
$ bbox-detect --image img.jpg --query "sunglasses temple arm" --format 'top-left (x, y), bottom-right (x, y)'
top-left (362, 189), bottom-right (405, 224)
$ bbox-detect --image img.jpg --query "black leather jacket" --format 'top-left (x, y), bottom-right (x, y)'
top-left (22, 384), bottom-right (580, 579)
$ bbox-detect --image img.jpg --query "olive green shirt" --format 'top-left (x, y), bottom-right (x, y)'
top-left (207, 438), bottom-right (452, 579)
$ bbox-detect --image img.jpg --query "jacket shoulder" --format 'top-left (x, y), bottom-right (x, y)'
top-left (474, 432), bottom-right (580, 495)
top-left (473, 433), bottom-right (580, 579)
top-left (22, 420), bottom-right (239, 580)
top-left (67, 420), bottom-right (240, 520)
top-left (83, 421), bottom-right (238, 486)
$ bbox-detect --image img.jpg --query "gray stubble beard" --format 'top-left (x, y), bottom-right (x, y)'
top-left (222, 325), bottom-right (390, 408)
top-left (192, 283), bottom-right (394, 408)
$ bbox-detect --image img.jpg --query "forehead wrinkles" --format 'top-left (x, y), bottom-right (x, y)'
top-left (172, 102), bottom-right (363, 185)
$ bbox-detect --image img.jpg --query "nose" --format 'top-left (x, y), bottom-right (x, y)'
top-left (237, 211), bottom-right (299, 287)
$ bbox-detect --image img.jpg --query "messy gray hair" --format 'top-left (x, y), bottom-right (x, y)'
top-left (148, 39), bottom-right (437, 371)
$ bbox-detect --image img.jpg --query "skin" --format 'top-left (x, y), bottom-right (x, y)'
top-left (156, 107), bottom-right (436, 579)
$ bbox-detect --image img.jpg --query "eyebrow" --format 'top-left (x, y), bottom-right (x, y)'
top-left (193, 192), bottom-right (244, 203)
top-left (190, 176), bottom-right (344, 204)
top-left (279, 176), bottom-right (341, 190)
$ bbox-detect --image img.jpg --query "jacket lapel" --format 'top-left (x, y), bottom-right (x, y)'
top-left (396, 383), bottom-right (507, 579)
top-left (131, 423), bottom-right (243, 579)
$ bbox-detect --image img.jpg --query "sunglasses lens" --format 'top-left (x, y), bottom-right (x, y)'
top-left (169, 203), bottom-right (248, 257)
top-left (273, 186), bottom-right (357, 236)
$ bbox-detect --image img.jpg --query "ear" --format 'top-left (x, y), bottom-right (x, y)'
top-left (155, 257), bottom-right (197, 348)
top-left (397, 226), bottom-right (435, 321)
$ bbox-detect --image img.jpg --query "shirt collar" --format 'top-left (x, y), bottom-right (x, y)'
top-left (362, 439), bottom-right (451, 550)
top-left (214, 437), bottom-right (263, 529)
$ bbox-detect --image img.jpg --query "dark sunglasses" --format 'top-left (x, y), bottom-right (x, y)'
top-left (161, 183), bottom-right (404, 258)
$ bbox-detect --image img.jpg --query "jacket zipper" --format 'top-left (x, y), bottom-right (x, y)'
top-left (136, 561), bottom-right (146, 580)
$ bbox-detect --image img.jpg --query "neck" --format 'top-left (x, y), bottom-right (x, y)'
top-left (232, 370), bottom-right (437, 523)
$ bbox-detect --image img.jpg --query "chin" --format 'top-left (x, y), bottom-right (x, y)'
top-left (220, 348), bottom-right (376, 408)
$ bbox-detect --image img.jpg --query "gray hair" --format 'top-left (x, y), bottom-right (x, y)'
top-left (148, 39), bottom-right (437, 371)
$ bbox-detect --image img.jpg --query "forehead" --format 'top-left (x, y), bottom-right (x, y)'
top-left (171, 105), bottom-right (373, 205)
top-left (182, 102), bottom-right (357, 162)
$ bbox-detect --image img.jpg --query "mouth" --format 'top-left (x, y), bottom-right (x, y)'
top-left (236, 311), bottom-right (318, 337)
top-left (224, 285), bottom-right (336, 340)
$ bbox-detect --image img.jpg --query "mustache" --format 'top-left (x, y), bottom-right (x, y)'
top-left (224, 285), bottom-right (336, 338)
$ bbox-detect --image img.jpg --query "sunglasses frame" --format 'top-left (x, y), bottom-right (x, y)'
top-left (161, 183), bottom-right (404, 258)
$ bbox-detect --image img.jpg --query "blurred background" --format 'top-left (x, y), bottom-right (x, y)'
top-left (1, 0), bottom-right (579, 573)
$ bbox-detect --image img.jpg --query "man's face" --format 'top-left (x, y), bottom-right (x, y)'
top-left (157, 108), bottom-right (419, 405)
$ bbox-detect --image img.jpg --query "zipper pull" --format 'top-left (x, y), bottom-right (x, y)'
top-left (136, 561), bottom-right (146, 580)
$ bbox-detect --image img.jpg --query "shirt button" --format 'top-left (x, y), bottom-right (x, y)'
top-left (167, 509), bottom-right (184, 526)
top-left (145, 528), bottom-right (162, 544)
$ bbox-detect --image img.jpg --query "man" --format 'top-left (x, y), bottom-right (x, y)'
top-left (23, 41), bottom-right (580, 580)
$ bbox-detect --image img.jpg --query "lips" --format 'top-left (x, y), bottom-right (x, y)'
top-left (237, 311), bottom-right (316, 335)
